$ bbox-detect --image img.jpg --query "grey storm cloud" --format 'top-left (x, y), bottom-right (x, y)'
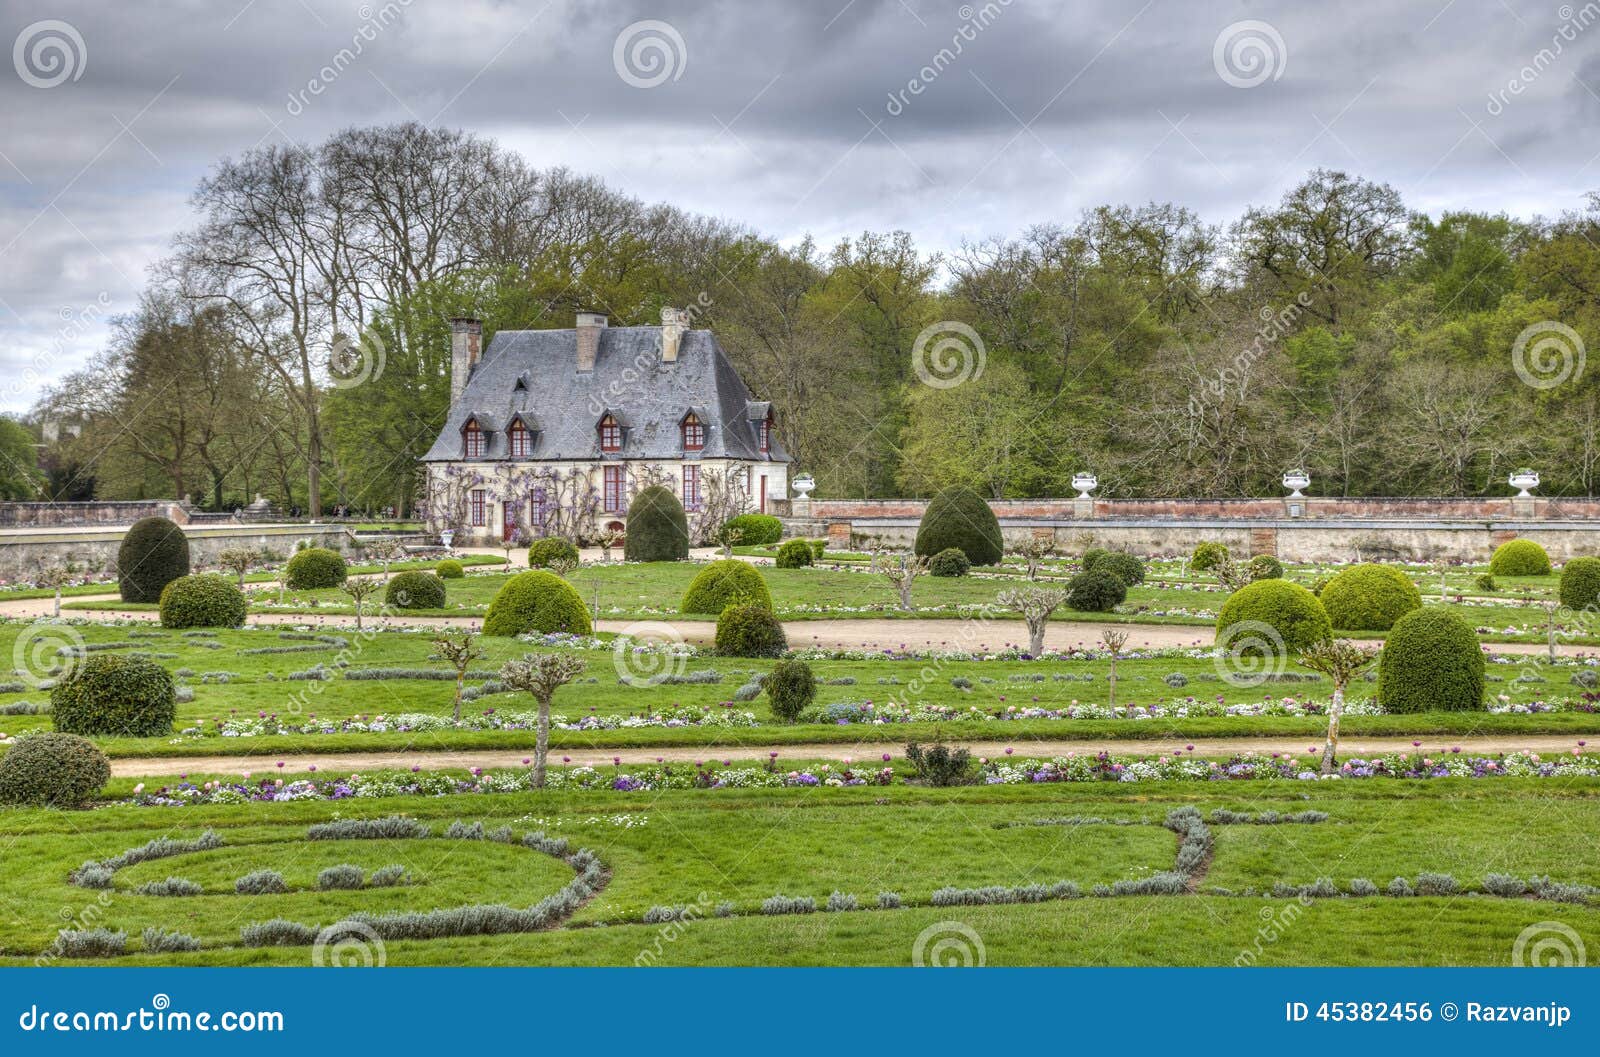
top-left (2, 0), bottom-right (1598, 411)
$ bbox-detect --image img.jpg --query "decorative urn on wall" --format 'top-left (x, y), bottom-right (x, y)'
top-left (1071, 473), bottom-right (1098, 500)
top-left (440, 529), bottom-right (455, 550)
top-left (1508, 468), bottom-right (1539, 498)
top-left (792, 474), bottom-right (816, 499)
top-left (1282, 469), bottom-right (1310, 498)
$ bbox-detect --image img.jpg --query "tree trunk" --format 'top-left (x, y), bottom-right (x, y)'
top-left (533, 695), bottom-right (551, 787)
top-left (452, 675), bottom-right (465, 721)
top-left (1320, 683), bottom-right (1345, 774)
top-left (1108, 658), bottom-right (1118, 709)
top-left (1028, 619), bottom-right (1046, 657)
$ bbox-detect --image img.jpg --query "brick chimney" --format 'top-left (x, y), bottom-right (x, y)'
top-left (575, 312), bottom-right (606, 371)
top-left (449, 318), bottom-right (482, 405)
top-left (661, 306), bottom-right (690, 362)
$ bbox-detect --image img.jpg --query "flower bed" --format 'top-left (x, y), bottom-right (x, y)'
top-left (177, 702), bottom-right (758, 740)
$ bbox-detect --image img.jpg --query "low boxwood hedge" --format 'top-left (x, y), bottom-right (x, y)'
top-left (158, 574), bottom-right (248, 629)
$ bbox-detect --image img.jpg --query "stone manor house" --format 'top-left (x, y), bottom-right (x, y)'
top-left (421, 309), bottom-right (790, 544)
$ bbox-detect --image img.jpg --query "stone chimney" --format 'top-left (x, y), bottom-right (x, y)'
top-left (575, 312), bottom-right (607, 371)
top-left (661, 306), bottom-right (690, 362)
top-left (449, 318), bottom-right (482, 405)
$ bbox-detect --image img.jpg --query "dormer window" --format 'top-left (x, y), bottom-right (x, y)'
top-left (598, 414), bottom-right (621, 452)
top-left (508, 420), bottom-right (532, 458)
top-left (759, 412), bottom-right (772, 454)
top-left (463, 419), bottom-right (485, 458)
top-left (682, 412), bottom-right (705, 451)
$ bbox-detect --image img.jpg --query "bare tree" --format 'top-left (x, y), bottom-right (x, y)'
top-left (217, 548), bottom-right (256, 587)
top-left (499, 652), bottom-right (587, 787)
top-left (872, 551), bottom-right (929, 611)
top-left (1101, 628), bottom-right (1130, 708)
top-left (340, 577), bottom-right (381, 630)
top-left (1297, 639), bottom-right (1379, 774)
top-left (432, 631), bottom-right (484, 722)
top-left (996, 586), bottom-right (1069, 656)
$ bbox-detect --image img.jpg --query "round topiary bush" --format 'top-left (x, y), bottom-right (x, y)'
top-left (775, 539), bottom-right (815, 569)
top-left (483, 570), bottom-right (592, 637)
top-left (1247, 555), bottom-right (1284, 580)
top-left (1066, 570), bottom-right (1126, 612)
top-left (436, 559), bottom-right (465, 579)
top-left (51, 654), bottom-right (176, 738)
top-left (914, 486), bottom-right (1002, 566)
top-left (681, 559), bottom-right (772, 615)
top-left (117, 516), bottom-right (190, 603)
top-left (1191, 542), bottom-right (1229, 572)
top-left (1080, 547), bottom-right (1109, 571)
top-left (158, 574), bottom-right (247, 629)
top-left (715, 603), bottom-right (788, 658)
top-left (1489, 538), bottom-right (1552, 576)
top-left (1319, 563), bottom-right (1422, 631)
top-left (1086, 550), bottom-right (1145, 586)
top-left (285, 547), bottom-right (347, 589)
top-left (766, 658), bottom-right (816, 721)
top-left (928, 548), bottom-right (971, 577)
top-left (0, 732), bottom-right (110, 808)
top-left (527, 537), bottom-right (580, 569)
top-left (624, 485), bottom-right (689, 562)
top-left (1378, 608), bottom-right (1484, 713)
top-left (385, 571), bottom-right (446, 610)
top-left (1214, 579), bottom-right (1331, 653)
top-left (1559, 556), bottom-right (1600, 611)
top-left (724, 513), bottom-right (783, 546)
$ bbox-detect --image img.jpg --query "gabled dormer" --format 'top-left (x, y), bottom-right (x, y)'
top-left (596, 410), bottom-right (625, 453)
top-left (460, 415), bottom-right (490, 459)
top-left (505, 412), bottom-right (539, 458)
top-left (680, 409), bottom-right (706, 452)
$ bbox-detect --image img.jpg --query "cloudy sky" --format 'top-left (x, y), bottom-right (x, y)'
top-left (2, 0), bottom-right (1598, 412)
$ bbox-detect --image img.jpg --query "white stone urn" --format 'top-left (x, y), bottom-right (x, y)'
top-left (1509, 469), bottom-right (1539, 498)
top-left (440, 529), bottom-right (455, 550)
top-left (1071, 473), bottom-right (1098, 499)
top-left (792, 474), bottom-right (816, 499)
top-left (1282, 470), bottom-right (1310, 498)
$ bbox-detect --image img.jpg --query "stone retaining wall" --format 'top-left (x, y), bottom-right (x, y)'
top-left (800, 495), bottom-right (1600, 521)
top-left (0, 500), bottom-right (192, 527)
top-left (0, 524), bottom-right (353, 581)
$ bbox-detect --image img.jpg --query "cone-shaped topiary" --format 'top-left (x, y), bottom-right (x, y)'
top-left (158, 573), bottom-right (247, 628)
top-left (0, 732), bottom-right (109, 808)
top-left (527, 537), bottom-right (580, 569)
top-left (1489, 538), bottom-right (1552, 576)
top-left (1319, 563), bottom-right (1422, 631)
top-left (624, 485), bottom-right (689, 562)
top-left (681, 559), bottom-right (772, 614)
top-left (51, 654), bottom-right (176, 737)
top-left (715, 603), bottom-right (787, 658)
top-left (483, 570), bottom-right (592, 636)
top-left (285, 547), bottom-right (347, 589)
top-left (385, 571), bottom-right (446, 610)
top-left (1378, 608), bottom-right (1484, 713)
top-left (1559, 556), bottom-right (1600, 611)
top-left (914, 486), bottom-right (1002, 566)
top-left (117, 516), bottom-right (190, 603)
top-left (1215, 579), bottom-right (1331, 653)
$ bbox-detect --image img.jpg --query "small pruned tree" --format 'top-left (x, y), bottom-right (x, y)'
top-left (1011, 536), bottom-right (1057, 581)
top-left (432, 630), bottom-right (484, 722)
top-left (1214, 558), bottom-right (1253, 593)
top-left (597, 528), bottom-right (625, 563)
top-left (1297, 638), bottom-right (1379, 774)
top-left (364, 538), bottom-right (405, 580)
top-left (217, 548), bottom-right (257, 587)
top-left (996, 586), bottom-right (1069, 657)
top-left (707, 522), bottom-right (745, 559)
top-left (340, 577), bottom-right (381, 630)
top-left (499, 652), bottom-right (587, 787)
top-left (1101, 627), bottom-right (1129, 709)
top-left (872, 550), bottom-right (929, 611)
top-left (35, 562), bottom-right (78, 618)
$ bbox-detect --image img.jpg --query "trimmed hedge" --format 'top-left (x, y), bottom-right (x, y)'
top-left (158, 574), bottom-right (247, 629)
top-left (51, 654), bottom-right (176, 738)
top-left (285, 547), bottom-right (347, 589)
top-left (681, 560), bottom-right (772, 615)
top-left (483, 571), bottom-right (592, 637)
top-left (766, 659), bottom-right (816, 721)
top-left (1319, 563), bottom-right (1421, 631)
top-left (436, 559), bottom-right (465, 579)
top-left (715, 604), bottom-right (787, 658)
top-left (1489, 538), bottom-right (1552, 576)
top-left (928, 548), bottom-right (971, 577)
top-left (385, 571), bottom-right (447, 610)
top-left (625, 486), bottom-right (689, 562)
top-left (914, 486), bottom-right (1002, 566)
top-left (1379, 608), bottom-right (1484, 713)
top-left (1066, 570), bottom-right (1126, 612)
top-left (0, 732), bottom-right (109, 808)
top-left (1247, 555), bottom-right (1284, 580)
top-left (775, 539), bottom-right (815, 569)
top-left (1214, 579), bottom-right (1331, 652)
top-left (1086, 550), bottom-right (1145, 586)
top-left (117, 516), bottom-right (190, 603)
top-left (527, 537), bottom-right (580, 569)
top-left (1191, 542), bottom-right (1229, 572)
top-left (1560, 557), bottom-right (1600, 611)
top-left (725, 513), bottom-right (783, 546)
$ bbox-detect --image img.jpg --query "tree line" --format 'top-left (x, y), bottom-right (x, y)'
top-left (13, 122), bottom-right (1600, 511)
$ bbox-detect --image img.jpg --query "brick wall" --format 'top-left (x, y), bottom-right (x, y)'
top-left (806, 496), bottom-right (1600, 521)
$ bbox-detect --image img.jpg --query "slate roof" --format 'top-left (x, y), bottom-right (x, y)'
top-left (423, 326), bottom-right (789, 463)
